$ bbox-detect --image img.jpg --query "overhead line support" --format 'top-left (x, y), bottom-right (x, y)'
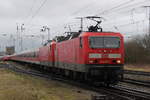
top-left (144, 6), bottom-right (150, 35)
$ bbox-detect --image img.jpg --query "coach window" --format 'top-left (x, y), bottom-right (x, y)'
top-left (80, 37), bottom-right (82, 48)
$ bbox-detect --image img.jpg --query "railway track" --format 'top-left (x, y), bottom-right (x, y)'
top-left (124, 70), bottom-right (150, 76)
top-left (123, 78), bottom-right (150, 87)
top-left (1, 62), bottom-right (150, 100)
top-left (110, 85), bottom-right (150, 100)
top-left (124, 70), bottom-right (150, 87)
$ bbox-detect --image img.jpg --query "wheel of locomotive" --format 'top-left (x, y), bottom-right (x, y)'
top-left (68, 70), bottom-right (74, 79)
top-left (60, 68), bottom-right (65, 77)
top-left (73, 71), bottom-right (78, 80)
top-left (76, 72), bottom-right (83, 82)
top-left (84, 73), bottom-right (93, 85)
top-left (64, 69), bottom-right (70, 78)
top-left (105, 82), bottom-right (110, 87)
top-left (80, 72), bottom-right (85, 82)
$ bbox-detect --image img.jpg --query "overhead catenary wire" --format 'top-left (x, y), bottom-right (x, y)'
top-left (23, 0), bottom-right (37, 24)
top-left (63, 0), bottom-right (147, 35)
top-left (95, 0), bottom-right (135, 16)
top-left (104, 19), bottom-right (147, 30)
top-left (25, 0), bottom-right (48, 25)
top-left (58, 0), bottom-right (134, 29)
top-left (26, 0), bottom-right (138, 31)
top-left (96, 0), bottom-right (150, 19)
top-left (101, 3), bottom-right (149, 30)
top-left (105, 19), bottom-right (147, 35)
top-left (70, 0), bottom-right (99, 15)
top-left (24, 0), bottom-right (149, 39)
top-left (21, 0), bottom-right (48, 39)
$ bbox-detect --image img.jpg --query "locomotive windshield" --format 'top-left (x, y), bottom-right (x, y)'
top-left (89, 36), bottom-right (120, 48)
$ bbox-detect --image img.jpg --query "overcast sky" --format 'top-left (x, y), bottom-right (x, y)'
top-left (0, 0), bottom-right (150, 52)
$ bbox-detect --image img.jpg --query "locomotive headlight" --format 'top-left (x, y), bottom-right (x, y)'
top-left (89, 53), bottom-right (101, 58)
top-left (116, 60), bottom-right (121, 64)
top-left (89, 60), bottom-right (94, 63)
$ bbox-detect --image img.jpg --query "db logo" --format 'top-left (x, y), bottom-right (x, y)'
top-left (102, 54), bottom-right (108, 58)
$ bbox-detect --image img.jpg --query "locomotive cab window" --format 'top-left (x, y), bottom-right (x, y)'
top-left (89, 37), bottom-right (103, 48)
top-left (89, 36), bottom-right (120, 48)
top-left (104, 37), bottom-right (120, 48)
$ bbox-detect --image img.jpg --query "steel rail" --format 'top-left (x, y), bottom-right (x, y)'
top-left (123, 78), bottom-right (150, 87)
top-left (124, 70), bottom-right (150, 76)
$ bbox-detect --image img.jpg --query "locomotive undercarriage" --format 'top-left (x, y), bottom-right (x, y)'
top-left (87, 65), bottom-right (123, 85)
top-left (12, 60), bottom-right (123, 86)
top-left (47, 64), bottom-right (124, 86)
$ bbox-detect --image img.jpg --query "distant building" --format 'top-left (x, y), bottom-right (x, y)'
top-left (6, 46), bottom-right (15, 55)
top-left (0, 51), bottom-right (5, 56)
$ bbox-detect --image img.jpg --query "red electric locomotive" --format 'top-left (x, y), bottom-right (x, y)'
top-left (54, 32), bottom-right (124, 85)
top-left (9, 16), bottom-right (124, 85)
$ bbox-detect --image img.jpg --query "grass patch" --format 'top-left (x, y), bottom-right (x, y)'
top-left (0, 68), bottom-right (93, 100)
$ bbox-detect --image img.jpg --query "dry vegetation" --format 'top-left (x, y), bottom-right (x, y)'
top-left (0, 67), bottom-right (95, 100)
top-left (124, 64), bottom-right (150, 72)
top-left (125, 34), bottom-right (150, 71)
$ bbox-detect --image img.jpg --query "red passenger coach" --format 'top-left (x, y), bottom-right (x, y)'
top-left (10, 49), bottom-right (40, 64)
top-left (0, 56), bottom-right (10, 61)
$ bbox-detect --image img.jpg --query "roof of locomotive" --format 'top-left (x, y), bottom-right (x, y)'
top-left (79, 32), bottom-right (123, 37)
top-left (55, 31), bottom-right (123, 43)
